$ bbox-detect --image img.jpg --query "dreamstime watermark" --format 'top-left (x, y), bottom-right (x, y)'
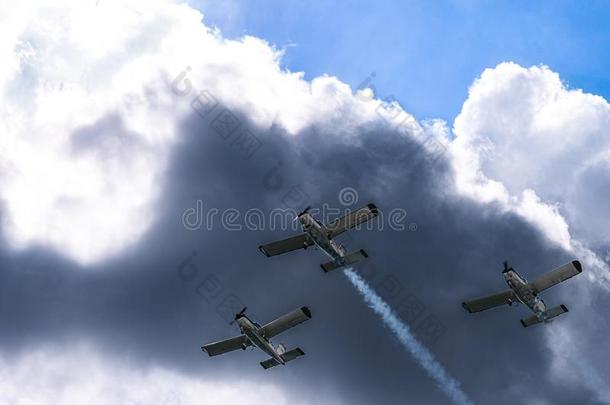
top-left (182, 201), bottom-right (409, 232)
top-left (182, 188), bottom-right (412, 232)
top-left (338, 187), bottom-right (359, 206)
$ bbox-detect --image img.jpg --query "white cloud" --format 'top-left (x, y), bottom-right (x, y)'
top-left (0, 0), bottom-right (430, 265)
top-left (0, 0), bottom-right (200, 264)
top-left (450, 62), bottom-right (610, 285)
top-left (451, 62), bottom-right (610, 246)
top-left (0, 342), bottom-right (315, 405)
top-left (450, 61), bottom-right (610, 401)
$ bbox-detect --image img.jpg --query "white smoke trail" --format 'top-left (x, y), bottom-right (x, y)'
top-left (344, 268), bottom-right (474, 405)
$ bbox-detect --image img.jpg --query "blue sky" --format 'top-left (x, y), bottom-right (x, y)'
top-left (193, 0), bottom-right (610, 122)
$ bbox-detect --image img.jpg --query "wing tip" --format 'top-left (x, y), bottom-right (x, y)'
top-left (296, 347), bottom-right (305, 356)
top-left (461, 302), bottom-right (473, 313)
top-left (301, 306), bottom-right (312, 319)
top-left (560, 304), bottom-right (569, 312)
top-left (572, 260), bottom-right (582, 273)
top-left (520, 319), bottom-right (528, 328)
top-left (367, 203), bottom-right (379, 214)
top-left (258, 245), bottom-right (271, 257)
top-left (201, 346), bottom-right (212, 357)
top-left (360, 249), bottom-right (369, 258)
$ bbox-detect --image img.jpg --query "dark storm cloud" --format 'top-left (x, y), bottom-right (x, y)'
top-left (0, 91), bottom-right (603, 404)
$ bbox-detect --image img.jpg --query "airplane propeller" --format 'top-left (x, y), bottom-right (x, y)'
top-left (502, 260), bottom-right (510, 273)
top-left (294, 206), bottom-right (312, 221)
top-left (229, 307), bottom-right (248, 325)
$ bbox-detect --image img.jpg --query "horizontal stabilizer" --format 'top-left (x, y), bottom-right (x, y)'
top-left (260, 348), bottom-right (305, 370)
top-left (281, 347), bottom-right (305, 362)
top-left (520, 315), bottom-right (542, 328)
top-left (520, 304), bottom-right (568, 328)
top-left (320, 249), bottom-right (368, 272)
top-left (260, 358), bottom-right (280, 369)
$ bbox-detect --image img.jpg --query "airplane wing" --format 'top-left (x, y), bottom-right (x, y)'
top-left (528, 260), bottom-right (582, 294)
top-left (201, 335), bottom-right (251, 357)
top-left (325, 203), bottom-right (379, 238)
top-left (258, 234), bottom-right (314, 257)
top-left (462, 290), bottom-right (517, 313)
top-left (260, 307), bottom-right (312, 339)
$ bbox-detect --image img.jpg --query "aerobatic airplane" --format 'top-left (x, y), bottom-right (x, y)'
top-left (462, 260), bottom-right (582, 327)
top-left (258, 204), bottom-right (379, 272)
top-left (201, 306), bottom-right (311, 369)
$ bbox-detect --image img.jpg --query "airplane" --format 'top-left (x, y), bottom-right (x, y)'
top-left (201, 306), bottom-right (312, 369)
top-left (258, 203), bottom-right (379, 272)
top-left (462, 260), bottom-right (582, 327)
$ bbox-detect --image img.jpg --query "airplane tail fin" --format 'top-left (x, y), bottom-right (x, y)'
top-left (260, 348), bottom-right (305, 370)
top-left (320, 249), bottom-right (368, 272)
top-left (520, 304), bottom-right (568, 328)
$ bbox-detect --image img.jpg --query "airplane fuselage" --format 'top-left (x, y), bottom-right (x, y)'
top-left (503, 269), bottom-right (546, 319)
top-left (236, 316), bottom-right (285, 365)
top-left (298, 213), bottom-right (345, 262)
